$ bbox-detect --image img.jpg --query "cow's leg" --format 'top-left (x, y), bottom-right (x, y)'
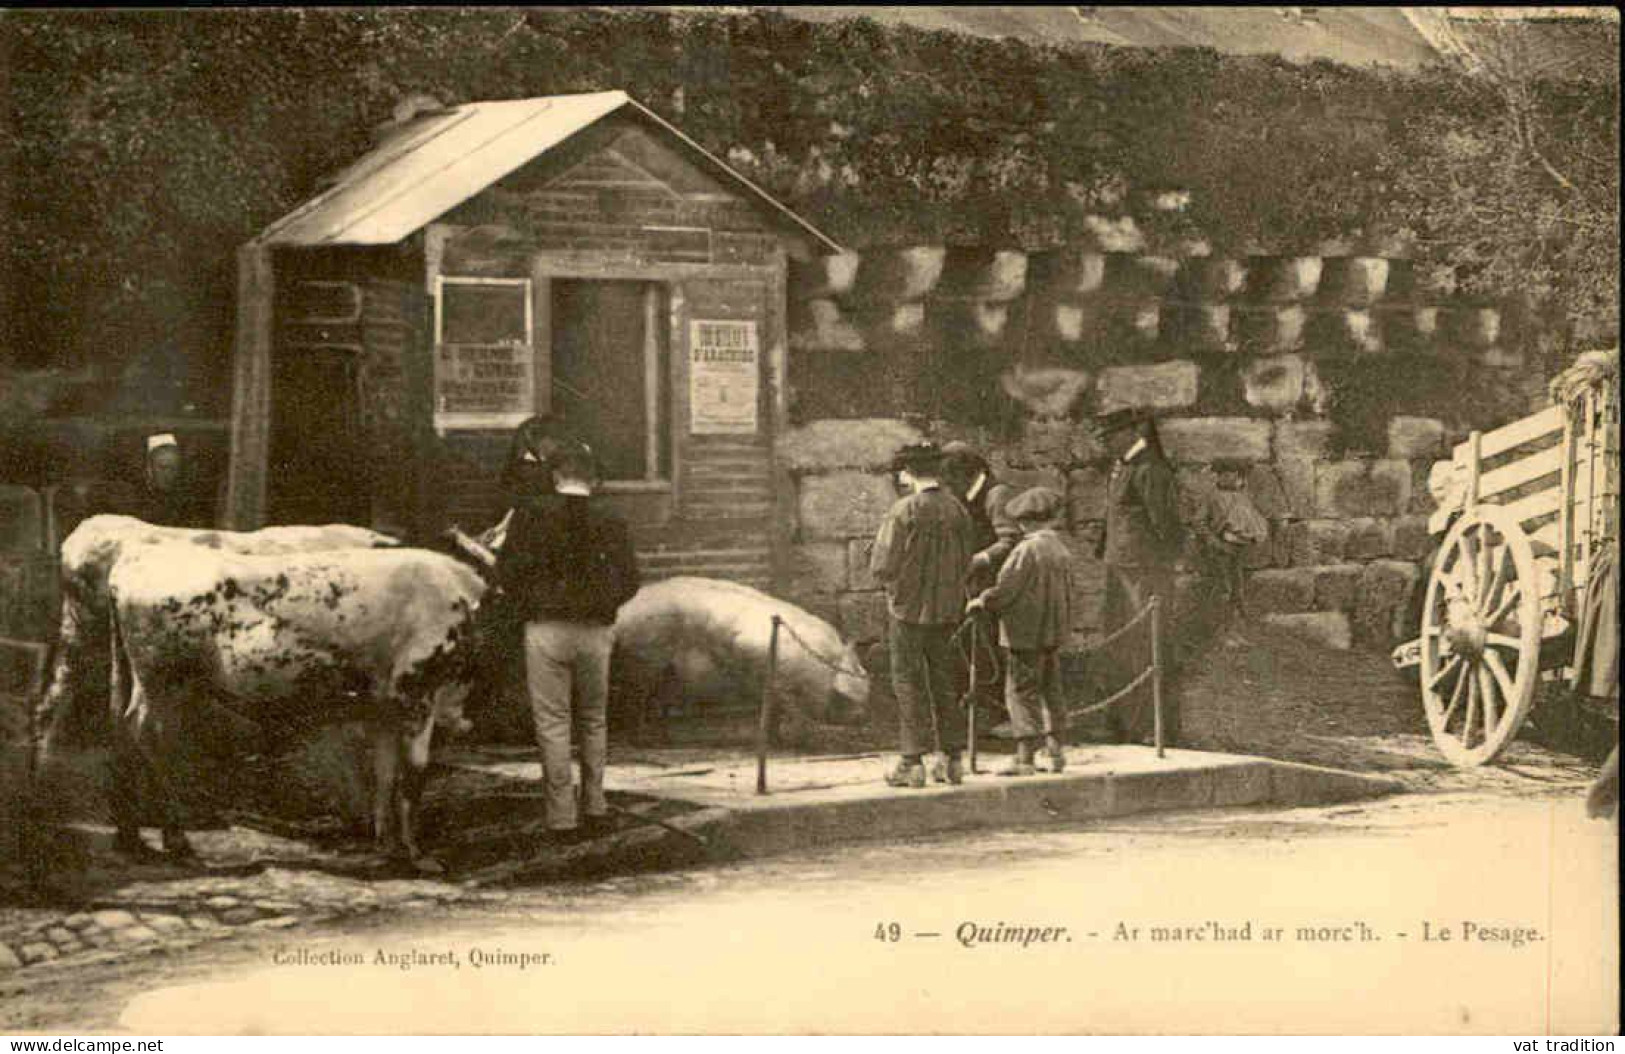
top-left (369, 725), bottom-right (402, 857)
top-left (108, 620), bottom-right (159, 861)
top-left (396, 719), bottom-right (442, 874)
top-left (148, 704), bottom-right (198, 863)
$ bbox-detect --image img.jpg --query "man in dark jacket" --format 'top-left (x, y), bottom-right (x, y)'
top-left (1094, 408), bottom-right (1183, 746)
top-left (870, 442), bottom-right (975, 788)
top-left (496, 440), bottom-right (641, 837)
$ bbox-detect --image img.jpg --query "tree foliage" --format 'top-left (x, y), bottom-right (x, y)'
top-left (0, 8), bottom-right (1616, 404)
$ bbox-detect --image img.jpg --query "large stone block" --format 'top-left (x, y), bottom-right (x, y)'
top-left (1160, 418), bottom-right (1272, 463)
top-left (797, 472), bottom-right (899, 541)
top-left (1313, 563), bottom-right (1365, 611)
top-left (1274, 421), bottom-right (1334, 460)
top-left (1368, 460), bottom-right (1413, 517)
top-left (1344, 517), bottom-right (1394, 561)
top-left (1387, 416), bottom-right (1446, 460)
top-left (1314, 461), bottom-right (1371, 518)
top-left (1242, 354), bottom-right (1307, 415)
top-left (1067, 466), bottom-right (1110, 522)
top-left (1000, 366), bottom-right (1092, 418)
top-left (788, 542), bottom-right (849, 596)
top-left (777, 419), bottom-right (924, 474)
top-left (1016, 418), bottom-right (1100, 467)
top-left (1392, 515), bottom-right (1433, 561)
top-left (1245, 463), bottom-right (1292, 521)
top-left (1286, 519), bottom-right (1351, 566)
top-left (1263, 612), bottom-right (1353, 650)
top-left (1246, 568), bottom-right (1317, 615)
top-left (1353, 559), bottom-right (1420, 645)
top-left (1275, 456), bottom-right (1317, 519)
top-left (838, 591), bottom-right (891, 645)
top-left (1095, 361), bottom-right (1200, 412)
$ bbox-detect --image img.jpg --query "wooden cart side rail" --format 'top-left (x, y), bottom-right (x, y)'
top-left (1455, 404), bottom-right (1567, 465)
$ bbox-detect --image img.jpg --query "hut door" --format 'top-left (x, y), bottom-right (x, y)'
top-left (268, 349), bottom-right (369, 526)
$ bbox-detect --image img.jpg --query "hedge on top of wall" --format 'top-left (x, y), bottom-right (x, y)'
top-left (1, 7), bottom-right (1616, 407)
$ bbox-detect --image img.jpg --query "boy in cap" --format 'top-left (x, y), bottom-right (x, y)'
top-left (966, 486), bottom-right (1074, 775)
top-left (870, 442), bottom-right (975, 788)
top-left (1191, 459), bottom-right (1270, 612)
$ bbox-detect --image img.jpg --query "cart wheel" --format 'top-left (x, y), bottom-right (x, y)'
top-left (1419, 505), bottom-right (1544, 766)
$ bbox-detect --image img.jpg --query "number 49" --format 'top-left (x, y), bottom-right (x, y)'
top-left (874, 922), bottom-right (901, 943)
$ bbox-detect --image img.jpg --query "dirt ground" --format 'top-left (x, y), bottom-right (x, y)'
top-left (1173, 619), bottom-right (1612, 794)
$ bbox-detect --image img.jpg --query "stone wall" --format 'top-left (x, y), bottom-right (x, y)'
top-left (777, 241), bottom-right (1545, 658)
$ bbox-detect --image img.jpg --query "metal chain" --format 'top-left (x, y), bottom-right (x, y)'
top-left (772, 595), bottom-right (1158, 704)
top-left (774, 617), bottom-right (874, 682)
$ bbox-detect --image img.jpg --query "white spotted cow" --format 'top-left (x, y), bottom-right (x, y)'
top-left (106, 543), bottom-right (486, 871)
top-left (40, 515), bottom-right (399, 754)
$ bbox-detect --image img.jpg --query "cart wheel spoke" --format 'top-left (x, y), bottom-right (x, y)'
top-left (1479, 545), bottom-right (1512, 616)
top-left (1462, 670), bottom-right (1479, 747)
top-left (1440, 660), bottom-right (1470, 729)
top-left (1427, 654), bottom-right (1463, 692)
top-left (1484, 649), bottom-right (1519, 717)
top-left (1484, 632), bottom-right (1523, 652)
top-left (1483, 586), bottom-right (1521, 630)
top-left (1457, 532), bottom-right (1481, 604)
top-left (1475, 526), bottom-right (1494, 603)
top-left (1477, 664), bottom-right (1500, 738)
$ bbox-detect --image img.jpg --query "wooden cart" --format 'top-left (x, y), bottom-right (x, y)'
top-left (1409, 354), bottom-right (1618, 765)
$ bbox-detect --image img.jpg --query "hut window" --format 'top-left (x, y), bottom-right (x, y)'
top-left (432, 276), bottom-right (535, 431)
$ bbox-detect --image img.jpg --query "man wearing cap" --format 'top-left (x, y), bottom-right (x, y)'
top-left (1092, 407), bottom-right (1183, 746)
top-left (869, 442), bottom-right (975, 788)
top-left (137, 433), bottom-right (208, 528)
top-left (966, 486), bottom-right (1074, 775)
top-left (496, 439), bottom-right (641, 840)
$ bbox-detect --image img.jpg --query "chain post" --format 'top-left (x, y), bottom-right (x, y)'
top-left (1150, 597), bottom-right (1165, 759)
top-left (756, 616), bottom-right (782, 796)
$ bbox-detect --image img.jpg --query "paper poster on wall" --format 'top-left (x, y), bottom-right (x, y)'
top-left (689, 319), bottom-right (759, 435)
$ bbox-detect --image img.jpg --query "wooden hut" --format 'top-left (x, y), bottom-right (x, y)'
top-left (224, 91), bottom-right (840, 591)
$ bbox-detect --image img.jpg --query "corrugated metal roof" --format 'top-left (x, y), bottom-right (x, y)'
top-left (255, 90), bottom-right (840, 252)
